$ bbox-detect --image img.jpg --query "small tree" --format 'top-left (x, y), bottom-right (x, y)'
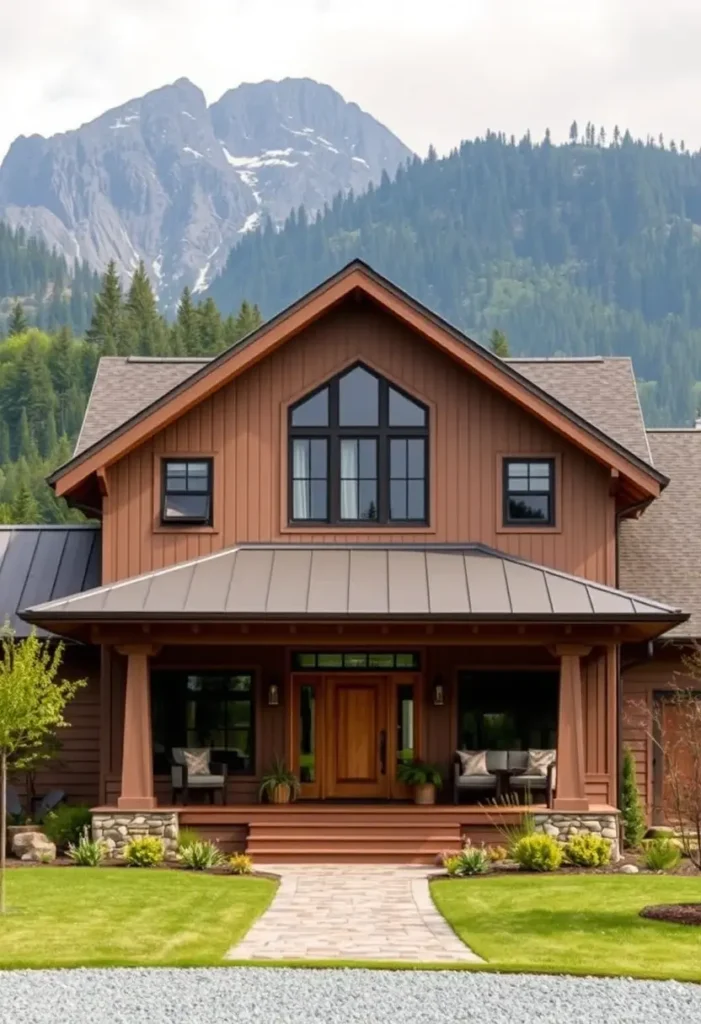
top-left (489, 329), bottom-right (510, 357)
top-left (0, 626), bottom-right (86, 911)
top-left (621, 746), bottom-right (646, 849)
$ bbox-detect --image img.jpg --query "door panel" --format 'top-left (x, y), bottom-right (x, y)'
top-left (326, 676), bottom-right (389, 798)
top-left (660, 697), bottom-right (700, 825)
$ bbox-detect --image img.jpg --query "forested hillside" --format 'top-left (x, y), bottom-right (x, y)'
top-left (0, 223), bottom-right (99, 335)
top-left (0, 262), bottom-right (260, 524)
top-left (209, 125), bottom-right (701, 425)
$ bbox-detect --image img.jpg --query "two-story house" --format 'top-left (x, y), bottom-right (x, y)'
top-left (3, 261), bottom-right (697, 862)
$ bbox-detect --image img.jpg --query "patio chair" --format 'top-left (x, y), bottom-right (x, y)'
top-left (453, 750), bottom-right (507, 804)
top-left (507, 749), bottom-right (556, 807)
top-left (34, 789), bottom-right (65, 820)
top-left (171, 748), bottom-right (228, 805)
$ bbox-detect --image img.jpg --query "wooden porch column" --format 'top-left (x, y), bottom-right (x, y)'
top-left (116, 645), bottom-right (160, 810)
top-left (553, 645), bottom-right (591, 812)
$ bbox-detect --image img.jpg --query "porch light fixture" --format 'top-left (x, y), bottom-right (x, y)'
top-left (267, 683), bottom-right (280, 707)
top-left (432, 678), bottom-right (445, 706)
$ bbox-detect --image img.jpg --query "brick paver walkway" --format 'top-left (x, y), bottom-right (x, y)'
top-left (226, 865), bottom-right (483, 963)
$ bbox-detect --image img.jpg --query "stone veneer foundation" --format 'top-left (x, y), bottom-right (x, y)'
top-left (533, 811), bottom-right (620, 859)
top-left (92, 811), bottom-right (180, 858)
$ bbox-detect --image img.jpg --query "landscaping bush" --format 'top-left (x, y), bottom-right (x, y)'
top-left (176, 828), bottom-right (201, 853)
top-left (43, 805), bottom-right (92, 851)
top-left (513, 833), bottom-right (563, 872)
top-left (179, 840), bottom-right (225, 870)
top-left (564, 833), bottom-right (612, 868)
top-left (67, 827), bottom-right (106, 867)
top-left (229, 853), bottom-right (253, 875)
top-left (123, 835), bottom-right (165, 867)
top-left (486, 845), bottom-right (508, 863)
top-left (621, 746), bottom-right (646, 849)
top-left (642, 837), bottom-right (682, 872)
top-left (444, 842), bottom-right (490, 876)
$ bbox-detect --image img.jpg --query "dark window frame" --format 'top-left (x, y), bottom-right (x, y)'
top-left (151, 669), bottom-right (256, 775)
top-left (161, 457), bottom-right (213, 527)
top-left (291, 651), bottom-right (421, 671)
top-left (502, 457), bottom-right (555, 527)
top-left (288, 364), bottom-right (429, 526)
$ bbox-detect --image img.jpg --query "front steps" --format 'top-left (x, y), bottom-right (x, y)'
top-left (246, 806), bottom-right (463, 864)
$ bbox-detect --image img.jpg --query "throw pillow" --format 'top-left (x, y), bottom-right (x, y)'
top-left (457, 750), bottom-right (490, 776)
top-left (527, 749), bottom-right (555, 777)
top-left (183, 748), bottom-right (210, 776)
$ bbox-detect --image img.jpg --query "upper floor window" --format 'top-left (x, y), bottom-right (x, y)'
top-left (161, 458), bottom-right (213, 525)
top-left (289, 364), bottom-right (428, 525)
top-left (503, 458), bottom-right (555, 526)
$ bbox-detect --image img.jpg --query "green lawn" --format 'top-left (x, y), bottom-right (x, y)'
top-left (432, 874), bottom-right (701, 982)
top-left (0, 869), bottom-right (276, 968)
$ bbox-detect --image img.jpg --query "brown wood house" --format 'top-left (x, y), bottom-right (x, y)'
top-left (4, 261), bottom-right (698, 862)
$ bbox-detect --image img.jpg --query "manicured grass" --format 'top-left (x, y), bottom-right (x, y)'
top-left (0, 869), bottom-right (276, 968)
top-left (431, 874), bottom-right (701, 982)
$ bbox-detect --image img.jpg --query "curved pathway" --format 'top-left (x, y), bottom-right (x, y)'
top-left (226, 864), bottom-right (482, 962)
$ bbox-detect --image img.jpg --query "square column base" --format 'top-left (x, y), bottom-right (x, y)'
top-left (117, 796), bottom-right (157, 810)
top-left (552, 797), bottom-right (590, 812)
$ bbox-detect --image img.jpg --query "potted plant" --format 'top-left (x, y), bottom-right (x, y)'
top-left (397, 760), bottom-right (443, 805)
top-left (259, 757), bottom-right (301, 805)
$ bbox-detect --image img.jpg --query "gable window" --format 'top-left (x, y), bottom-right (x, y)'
top-left (289, 365), bottom-right (428, 525)
top-left (161, 458), bottom-right (213, 525)
top-left (503, 458), bottom-right (555, 526)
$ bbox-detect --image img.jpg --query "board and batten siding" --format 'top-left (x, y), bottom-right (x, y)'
top-left (102, 300), bottom-right (616, 585)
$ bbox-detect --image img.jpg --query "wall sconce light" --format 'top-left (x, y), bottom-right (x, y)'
top-left (267, 683), bottom-right (280, 707)
top-left (432, 678), bottom-right (445, 706)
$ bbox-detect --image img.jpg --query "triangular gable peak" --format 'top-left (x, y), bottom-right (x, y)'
top-left (51, 261), bottom-right (665, 507)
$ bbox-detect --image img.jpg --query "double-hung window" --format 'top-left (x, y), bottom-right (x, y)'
top-left (289, 364), bottom-right (428, 525)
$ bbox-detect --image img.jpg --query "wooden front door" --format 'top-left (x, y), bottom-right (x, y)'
top-left (325, 676), bottom-right (390, 799)
top-left (658, 695), bottom-right (701, 825)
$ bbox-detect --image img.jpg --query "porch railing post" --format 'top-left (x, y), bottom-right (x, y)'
top-left (553, 644), bottom-right (591, 812)
top-left (116, 645), bottom-right (161, 809)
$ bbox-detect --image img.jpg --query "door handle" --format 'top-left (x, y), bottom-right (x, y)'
top-left (379, 729), bottom-right (387, 775)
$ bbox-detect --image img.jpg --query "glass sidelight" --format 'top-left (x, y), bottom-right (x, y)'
top-left (299, 684), bottom-right (316, 784)
top-left (396, 683), bottom-right (415, 769)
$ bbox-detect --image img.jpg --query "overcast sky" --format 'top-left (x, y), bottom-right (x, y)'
top-left (1, 0), bottom-right (700, 160)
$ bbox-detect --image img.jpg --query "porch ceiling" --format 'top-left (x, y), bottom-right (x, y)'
top-left (20, 544), bottom-right (686, 634)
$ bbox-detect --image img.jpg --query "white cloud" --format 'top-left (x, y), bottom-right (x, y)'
top-left (1, 0), bottom-right (700, 161)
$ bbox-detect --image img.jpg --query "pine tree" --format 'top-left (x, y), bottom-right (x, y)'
top-left (196, 297), bottom-right (224, 355)
top-left (621, 747), bottom-right (646, 849)
top-left (489, 329), bottom-right (510, 357)
top-left (7, 300), bottom-right (28, 336)
top-left (125, 260), bottom-right (163, 355)
top-left (10, 483), bottom-right (40, 524)
top-left (86, 260), bottom-right (124, 353)
top-left (0, 422), bottom-right (9, 465)
top-left (234, 299), bottom-right (263, 340)
top-left (175, 286), bottom-right (200, 354)
top-left (569, 121), bottom-right (578, 144)
top-left (17, 409), bottom-right (36, 461)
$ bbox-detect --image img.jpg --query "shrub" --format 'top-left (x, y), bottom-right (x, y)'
top-left (564, 833), bottom-right (612, 868)
top-left (124, 835), bottom-right (165, 867)
top-left (642, 837), bottom-right (681, 872)
top-left (179, 840), bottom-right (225, 870)
top-left (43, 805), bottom-right (92, 851)
top-left (176, 827), bottom-right (201, 853)
top-left (621, 747), bottom-right (646, 849)
top-left (513, 833), bottom-right (563, 872)
top-left (444, 842), bottom-right (490, 876)
top-left (67, 826), bottom-right (106, 867)
top-left (229, 853), bottom-right (253, 875)
top-left (487, 845), bottom-right (508, 863)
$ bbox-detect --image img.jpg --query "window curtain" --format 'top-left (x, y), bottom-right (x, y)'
top-left (340, 440), bottom-right (358, 519)
top-left (293, 440), bottom-right (310, 519)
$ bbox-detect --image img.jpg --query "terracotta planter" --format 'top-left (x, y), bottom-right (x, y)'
top-left (271, 783), bottom-right (291, 805)
top-left (414, 783), bottom-right (436, 806)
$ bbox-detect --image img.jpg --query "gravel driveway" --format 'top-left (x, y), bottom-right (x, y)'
top-left (1, 968), bottom-right (700, 1024)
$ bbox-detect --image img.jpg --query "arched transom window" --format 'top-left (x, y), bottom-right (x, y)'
top-left (288, 364), bottom-right (429, 525)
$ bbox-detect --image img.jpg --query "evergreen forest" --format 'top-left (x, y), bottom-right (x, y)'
top-left (0, 261), bottom-right (261, 524)
top-left (209, 124), bottom-right (701, 426)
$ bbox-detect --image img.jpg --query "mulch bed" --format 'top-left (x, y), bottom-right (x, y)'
top-left (640, 904), bottom-right (701, 926)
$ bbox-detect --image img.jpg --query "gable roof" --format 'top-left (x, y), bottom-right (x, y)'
top-left (620, 429), bottom-right (701, 639)
top-left (0, 526), bottom-right (100, 637)
top-left (51, 260), bottom-right (666, 503)
top-left (22, 543), bottom-right (684, 642)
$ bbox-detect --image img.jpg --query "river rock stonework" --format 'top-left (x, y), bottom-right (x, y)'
top-left (92, 811), bottom-right (179, 858)
top-left (533, 812), bottom-right (620, 859)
